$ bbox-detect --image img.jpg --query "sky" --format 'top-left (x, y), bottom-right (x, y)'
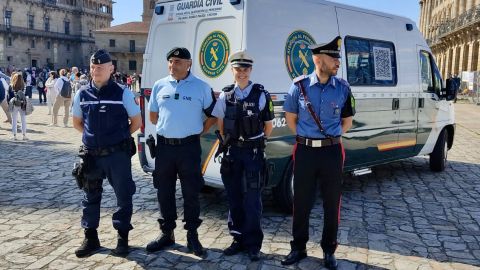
top-left (112, 0), bottom-right (420, 26)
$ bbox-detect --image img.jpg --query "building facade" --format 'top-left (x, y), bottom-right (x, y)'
top-left (0, 0), bottom-right (113, 71)
top-left (421, 0), bottom-right (480, 78)
top-left (94, 0), bottom-right (154, 75)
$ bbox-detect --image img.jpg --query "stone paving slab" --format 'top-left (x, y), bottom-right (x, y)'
top-left (0, 101), bottom-right (479, 269)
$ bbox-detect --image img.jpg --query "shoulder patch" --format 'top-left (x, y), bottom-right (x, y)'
top-left (293, 75), bottom-right (308, 83)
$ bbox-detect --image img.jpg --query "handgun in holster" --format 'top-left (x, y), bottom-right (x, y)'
top-left (214, 130), bottom-right (234, 176)
top-left (146, 134), bottom-right (156, 158)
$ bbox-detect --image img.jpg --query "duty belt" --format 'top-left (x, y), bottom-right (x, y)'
top-left (230, 139), bottom-right (265, 148)
top-left (157, 134), bottom-right (199, 145)
top-left (84, 139), bottom-right (130, 156)
top-left (295, 136), bottom-right (341, 148)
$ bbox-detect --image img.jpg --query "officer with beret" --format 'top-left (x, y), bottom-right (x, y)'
top-left (281, 36), bottom-right (355, 269)
top-left (71, 49), bottom-right (142, 257)
top-left (211, 50), bottom-right (274, 261)
top-left (146, 47), bottom-right (216, 257)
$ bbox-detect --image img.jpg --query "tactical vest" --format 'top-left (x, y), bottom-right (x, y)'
top-left (223, 83), bottom-right (264, 140)
top-left (79, 80), bottom-right (130, 149)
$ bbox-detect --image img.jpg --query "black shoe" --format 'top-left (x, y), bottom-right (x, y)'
top-left (187, 230), bottom-right (205, 257)
top-left (281, 249), bottom-right (307, 265)
top-left (324, 253), bottom-right (338, 270)
top-left (223, 240), bottom-right (244, 256)
top-left (112, 232), bottom-right (129, 257)
top-left (146, 231), bottom-right (174, 252)
top-left (248, 250), bottom-right (260, 262)
top-left (75, 229), bottom-right (101, 258)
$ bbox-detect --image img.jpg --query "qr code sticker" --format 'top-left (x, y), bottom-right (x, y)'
top-left (373, 47), bottom-right (392, 81)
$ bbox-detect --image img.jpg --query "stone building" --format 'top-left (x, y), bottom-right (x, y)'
top-left (0, 0), bottom-right (113, 71)
top-left (94, 0), bottom-right (154, 75)
top-left (420, 0), bottom-right (480, 78)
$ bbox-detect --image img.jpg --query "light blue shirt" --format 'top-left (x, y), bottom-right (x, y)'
top-left (283, 73), bottom-right (352, 138)
top-left (212, 82), bottom-right (266, 119)
top-left (72, 81), bottom-right (140, 118)
top-left (148, 73), bottom-right (214, 138)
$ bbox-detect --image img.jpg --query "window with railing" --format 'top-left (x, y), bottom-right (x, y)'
top-left (28, 14), bottom-right (34, 29)
top-left (130, 40), bottom-right (135, 52)
top-left (5, 11), bottom-right (12, 29)
top-left (44, 17), bottom-right (50, 32)
top-left (64, 21), bottom-right (70, 35)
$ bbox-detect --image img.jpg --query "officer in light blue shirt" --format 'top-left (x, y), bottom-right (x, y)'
top-left (146, 47), bottom-right (216, 257)
top-left (281, 36), bottom-right (355, 269)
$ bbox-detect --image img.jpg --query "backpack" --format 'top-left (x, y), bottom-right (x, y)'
top-left (11, 91), bottom-right (26, 107)
top-left (37, 79), bottom-right (44, 88)
top-left (60, 79), bottom-right (72, 98)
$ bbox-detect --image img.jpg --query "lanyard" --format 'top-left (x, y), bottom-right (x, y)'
top-left (296, 81), bottom-right (333, 138)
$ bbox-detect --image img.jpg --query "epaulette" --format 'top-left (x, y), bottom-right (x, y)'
top-left (293, 75), bottom-right (308, 84)
top-left (336, 77), bottom-right (350, 87)
top-left (222, 84), bottom-right (235, 92)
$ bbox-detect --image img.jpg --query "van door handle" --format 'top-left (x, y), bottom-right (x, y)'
top-left (392, 98), bottom-right (399, 110)
top-left (418, 98), bottom-right (425, 108)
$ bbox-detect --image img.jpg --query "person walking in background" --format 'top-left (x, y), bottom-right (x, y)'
top-left (51, 69), bottom-right (72, 127)
top-left (45, 71), bottom-right (58, 115)
top-left (0, 75), bottom-right (12, 124)
top-left (9, 73), bottom-right (28, 140)
top-left (37, 72), bottom-right (47, 104)
top-left (24, 70), bottom-right (33, 99)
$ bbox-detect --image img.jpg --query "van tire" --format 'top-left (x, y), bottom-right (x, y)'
top-left (273, 159), bottom-right (294, 214)
top-left (430, 129), bottom-right (448, 172)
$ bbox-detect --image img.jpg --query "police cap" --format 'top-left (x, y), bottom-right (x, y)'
top-left (166, 47), bottom-right (191, 60)
top-left (309, 36), bottom-right (342, 58)
top-left (90, 49), bottom-right (112, 64)
top-left (229, 50), bottom-right (254, 67)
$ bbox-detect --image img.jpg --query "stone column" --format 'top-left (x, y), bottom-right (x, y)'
top-left (419, 1), bottom-right (425, 33)
top-left (458, 43), bottom-right (467, 74)
top-left (467, 41), bottom-right (475, 71)
top-left (451, 45), bottom-right (458, 75)
top-left (444, 46), bottom-right (451, 78)
top-left (0, 35), bottom-right (5, 69)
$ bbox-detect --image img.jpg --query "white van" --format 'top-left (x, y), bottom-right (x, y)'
top-left (137, 0), bottom-right (457, 212)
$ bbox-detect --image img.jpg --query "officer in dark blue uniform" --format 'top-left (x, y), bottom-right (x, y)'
top-left (281, 36), bottom-right (355, 269)
top-left (71, 49), bottom-right (142, 257)
top-left (146, 47), bottom-right (216, 257)
top-left (212, 50), bottom-right (274, 261)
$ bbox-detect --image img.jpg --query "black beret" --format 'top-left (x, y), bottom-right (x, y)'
top-left (90, 49), bottom-right (112, 64)
top-left (166, 47), bottom-right (191, 60)
top-left (309, 36), bottom-right (342, 58)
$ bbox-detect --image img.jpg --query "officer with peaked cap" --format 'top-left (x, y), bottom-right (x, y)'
top-left (71, 49), bottom-right (142, 257)
top-left (211, 50), bottom-right (274, 261)
top-left (281, 36), bottom-right (355, 269)
top-left (146, 47), bottom-right (217, 257)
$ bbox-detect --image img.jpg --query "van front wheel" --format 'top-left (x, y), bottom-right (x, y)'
top-left (429, 129), bottom-right (448, 172)
top-left (273, 159), bottom-right (294, 214)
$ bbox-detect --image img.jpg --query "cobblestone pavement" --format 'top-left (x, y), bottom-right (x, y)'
top-left (0, 100), bottom-right (479, 270)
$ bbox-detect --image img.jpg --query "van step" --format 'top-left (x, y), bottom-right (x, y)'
top-left (352, 168), bottom-right (372, 176)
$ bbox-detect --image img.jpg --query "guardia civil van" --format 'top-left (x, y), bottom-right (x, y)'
top-left (137, 0), bottom-right (457, 212)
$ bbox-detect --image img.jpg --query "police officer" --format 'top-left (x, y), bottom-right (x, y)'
top-left (71, 49), bottom-right (141, 257)
top-left (211, 50), bottom-right (274, 261)
top-left (146, 47), bottom-right (216, 257)
top-left (281, 36), bottom-right (355, 269)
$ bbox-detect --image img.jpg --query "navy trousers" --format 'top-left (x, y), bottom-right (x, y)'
top-left (81, 150), bottom-right (136, 233)
top-left (222, 145), bottom-right (264, 253)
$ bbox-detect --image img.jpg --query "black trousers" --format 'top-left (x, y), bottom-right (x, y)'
top-left (153, 138), bottom-right (204, 232)
top-left (291, 142), bottom-right (344, 254)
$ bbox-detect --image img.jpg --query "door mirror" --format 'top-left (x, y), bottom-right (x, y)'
top-left (443, 78), bottom-right (458, 101)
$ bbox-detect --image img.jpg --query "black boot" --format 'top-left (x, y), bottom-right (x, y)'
top-left (146, 231), bottom-right (174, 252)
top-left (112, 231), bottom-right (129, 256)
top-left (281, 249), bottom-right (307, 265)
top-left (186, 230), bottom-right (205, 256)
top-left (223, 240), bottom-right (244, 256)
top-left (75, 229), bottom-right (101, 258)
top-left (324, 252), bottom-right (338, 270)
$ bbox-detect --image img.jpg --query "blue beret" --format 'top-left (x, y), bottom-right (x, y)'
top-left (90, 49), bottom-right (112, 64)
top-left (166, 47), bottom-right (191, 60)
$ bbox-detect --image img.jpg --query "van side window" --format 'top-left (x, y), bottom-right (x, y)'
top-left (419, 51), bottom-right (442, 93)
top-left (345, 37), bottom-right (397, 86)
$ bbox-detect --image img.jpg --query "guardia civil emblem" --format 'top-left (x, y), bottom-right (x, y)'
top-left (199, 31), bottom-right (230, 78)
top-left (285, 30), bottom-right (316, 80)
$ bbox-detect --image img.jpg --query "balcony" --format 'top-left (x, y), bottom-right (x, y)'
top-left (0, 24), bottom-right (95, 43)
top-left (427, 5), bottom-right (480, 46)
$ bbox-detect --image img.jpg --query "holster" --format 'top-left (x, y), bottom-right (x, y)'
top-left (220, 154), bottom-right (234, 176)
top-left (129, 137), bottom-right (136, 157)
top-left (146, 134), bottom-right (156, 158)
top-left (72, 145), bottom-right (105, 192)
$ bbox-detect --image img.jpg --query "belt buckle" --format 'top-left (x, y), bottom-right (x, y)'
top-left (312, 140), bottom-right (322, 148)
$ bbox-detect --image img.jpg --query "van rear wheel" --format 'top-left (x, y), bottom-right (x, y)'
top-left (429, 129), bottom-right (448, 172)
top-left (273, 159), bottom-right (294, 214)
